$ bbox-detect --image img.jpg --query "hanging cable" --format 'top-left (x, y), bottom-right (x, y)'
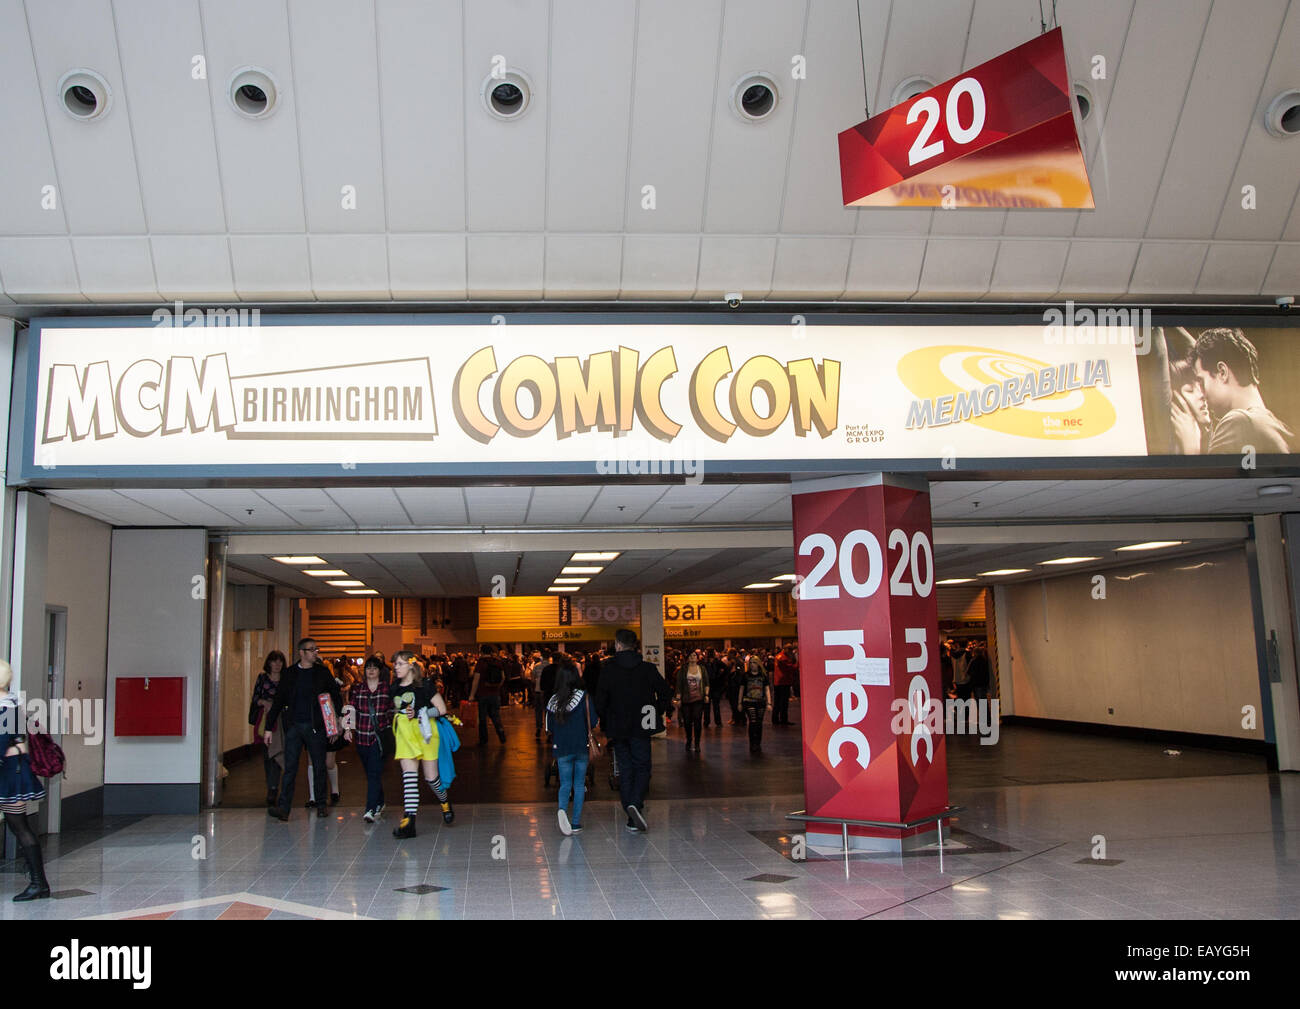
top-left (856, 0), bottom-right (871, 117)
top-left (1037, 0), bottom-right (1047, 34)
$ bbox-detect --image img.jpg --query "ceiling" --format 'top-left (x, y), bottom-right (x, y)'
top-left (42, 476), bottom-right (1300, 530)
top-left (1, 0), bottom-right (1298, 311)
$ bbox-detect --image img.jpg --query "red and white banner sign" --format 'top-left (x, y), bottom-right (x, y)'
top-left (793, 474), bottom-right (948, 846)
top-left (838, 27), bottom-right (1093, 209)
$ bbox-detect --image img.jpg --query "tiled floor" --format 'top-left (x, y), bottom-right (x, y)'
top-left (4, 768), bottom-right (1299, 920)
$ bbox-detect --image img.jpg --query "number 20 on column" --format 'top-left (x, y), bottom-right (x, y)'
top-left (797, 529), bottom-right (933, 600)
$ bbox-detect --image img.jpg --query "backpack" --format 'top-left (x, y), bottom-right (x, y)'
top-left (26, 731), bottom-right (66, 778)
top-left (743, 670), bottom-right (767, 704)
top-left (484, 659), bottom-right (504, 685)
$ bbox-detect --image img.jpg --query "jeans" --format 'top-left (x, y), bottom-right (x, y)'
top-left (355, 741), bottom-right (385, 812)
top-left (263, 747), bottom-right (281, 795)
top-left (680, 700), bottom-right (705, 746)
top-left (533, 692), bottom-right (546, 734)
top-left (743, 704), bottom-right (766, 750)
top-left (556, 753), bottom-right (590, 826)
top-left (705, 690), bottom-right (723, 726)
top-left (612, 737), bottom-right (652, 813)
top-left (478, 696), bottom-right (505, 742)
top-left (727, 686), bottom-right (742, 722)
top-left (279, 721), bottom-right (327, 814)
top-left (773, 685), bottom-right (792, 725)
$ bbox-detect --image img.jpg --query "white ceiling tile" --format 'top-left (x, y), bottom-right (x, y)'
top-left (778, 0), bottom-right (879, 235)
top-left (199, 0), bottom-right (305, 233)
top-left (1073, 0), bottom-right (1213, 239)
top-left (1128, 242), bottom-right (1209, 295)
top-left (694, 236), bottom-right (777, 300)
top-left (464, 486), bottom-right (533, 524)
top-left (114, 0), bottom-right (226, 234)
top-left (1261, 245), bottom-right (1300, 296)
top-left (70, 237), bottom-right (157, 301)
top-left (151, 236), bottom-right (237, 300)
top-left (467, 234), bottom-right (544, 298)
top-left (115, 489), bottom-right (243, 526)
top-left (1057, 240), bottom-right (1140, 298)
top-left (856, 208), bottom-right (934, 236)
top-left (842, 237), bottom-right (925, 299)
top-left (324, 487), bottom-right (411, 526)
top-left (547, 0), bottom-right (635, 231)
top-left (392, 487), bottom-right (468, 525)
top-left (24, 0), bottom-right (147, 235)
top-left (702, 0), bottom-right (808, 233)
top-left (583, 484), bottom-right (669, 523)
top-left (0, 1), bottom-right (66, 236)
top-left (42, 489), bottom-right (178, 525)
top-left (0, 238), bottom-right (86, 301)
top-left (624, 0), bottom-right (723, 233)
top-left (620, 235), bottom-right (700, 298)
top-left (186, 488), bottom-right (300, 526)
top-left (463, 0), bottom-right (548, 231)
top-left (917, 239), bottom-right (997, 297)
top-left (522, 485), bottom-right (602, 524)
top-left (387, 235), bottom-right (466, 299)
top-left (1195, 243), bottom-right (1273, 295)
top-left (986, 240), bottom-right (1070, 299)
top-left (254, 487), bottom-right (354, 526)
top-left (309, 234), bottom-right (390, 300)
top-left (1145, 0), bottom-right (1289, 240)
top-left (769, 237), bottom-right (851, 298)
top-left (543, 236), bottom-right (623, 299)
top-left (289, 0), bottom-right (386, 233)
top-left (229, 234), bottom-right (312, 298)
top-left (376, 0), bottom-right (465, 232)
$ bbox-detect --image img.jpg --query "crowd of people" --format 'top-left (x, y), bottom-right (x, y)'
top-left (248, 634), bottom-right (803, 839)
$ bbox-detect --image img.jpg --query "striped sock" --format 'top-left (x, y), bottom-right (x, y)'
top-left (424, 777), bottom-right (448, 803)
top-left (307, 764), bottom-right (316, 801)
top-left (327, 767), bottom-right (339, 794)
top-left (403, 770), bottom-right (419, 816)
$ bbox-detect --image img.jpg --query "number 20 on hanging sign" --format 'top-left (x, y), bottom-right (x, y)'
top-left (837, 27), bottom-right (1094, 209)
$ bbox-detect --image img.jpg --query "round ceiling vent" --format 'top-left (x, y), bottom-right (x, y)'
top-left (228, 67), bottom-right (279, 119)
top-left (1072, 82), bottom-right (1094, 122)
top-left (481, 69), bottom-right (533, 120)
top-left (57, 69), bottom-right (112, 120)
top-left (1264, 89), bottom-right (1300, 138)
top-left (890, 75), bottom-right (935, 107)
top-left (731, 73), bottom-right (780, 122)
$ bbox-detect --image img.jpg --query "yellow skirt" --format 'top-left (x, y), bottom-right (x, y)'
top-left (393, 712), bottom-right (440, 762)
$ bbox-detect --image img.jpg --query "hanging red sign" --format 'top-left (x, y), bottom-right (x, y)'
top-left (838, 27), bottom-right (1093, 209)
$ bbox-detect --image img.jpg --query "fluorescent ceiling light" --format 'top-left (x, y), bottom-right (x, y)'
top-left (571, 552), bottom-right (620, 561)
top-left (1038, 556), bottom-right (1101, 566)
top-left (304, 569), bottom-right (348, 577)
top-left (936, 577), bottom-right (974, 585)
top-left (344, 589), bottom-right (378, 595)
top-left (1258, 484), bottom-right (1293, 498)
top-left (978, 569), bottom-right (1030, 576)
top-left (745, 582), bottom-right (781, 589)
top-left (1116, 541), bottom-right (1184, 552)
top-left (553, 577), bottom-right (590, 584)
top-left (772, 574), bottom-right (797, 581)
top-left (547, 586), bottom-right (579, 593)
top-left (273, 555), bottom-right (326, 565)
top-left (327, 580), bottom-right (365, 587)
top-left (561, 566), bottom-right (603, 575)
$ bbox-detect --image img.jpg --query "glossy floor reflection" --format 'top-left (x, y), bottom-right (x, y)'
top-left (4, 770), bottom-right (1298, 920)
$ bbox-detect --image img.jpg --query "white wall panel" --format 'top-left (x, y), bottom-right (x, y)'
top-left (387, 234), bottom-right (466, 299)
top-left (70, 236), bottom-right (158, 301)
top-left (150, 235), bottom-right (236, 300)
top-left (543, 235), bottom-right (623, 299)
top-left (376, 0), bottom-right (466, 232)
top-left (24, 0), bottom-right (147, 234)
top-left (620, 235), bottom-right (700, 297)
top-left (463, 0), bottom-right (549, 231)
top-left (200, 0), bottom-right (305, 233)
top-left (694, 235), bottom-right (777, 300)
top-left (467, 234), bottom-right (544, 298)
top-left (229, 234), bottom-right (311, 298)
top-left (702, 0), bottom-right (807, 233)
top-left (309, 234), bottom-right (390, 300)
top-left (114, 0), bottom-right (226, 233)
top-left (547, 0), bottom-right (635, 232)
top-left (289, 0), bottom-right (386, 233)
top-left (0, 0), bottom-right (67, 235)
top-left (0, 238), bottom-right (86, 301)
top-left (842, 236), bottom-right (924, 298)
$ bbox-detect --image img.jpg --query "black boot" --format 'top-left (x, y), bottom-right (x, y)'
top-left (13, 842), bottom-right (50, 902)
top-left (393, 814), bottom-right (417, 839)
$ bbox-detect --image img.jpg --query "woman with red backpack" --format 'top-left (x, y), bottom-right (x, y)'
top-left (0, 659), bottom-right (50, 901)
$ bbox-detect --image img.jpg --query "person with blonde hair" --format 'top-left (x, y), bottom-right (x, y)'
top-left (0, 659), bottom-right (50, 901)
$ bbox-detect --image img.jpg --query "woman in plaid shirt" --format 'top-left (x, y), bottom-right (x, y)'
top-left (344, 656), bottom-right (393, 822)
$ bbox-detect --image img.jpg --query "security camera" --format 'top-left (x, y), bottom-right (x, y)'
top-left (1277, 296), bottom-right (1295, 311)
top-left (725, 292), bottom-right (743, 309)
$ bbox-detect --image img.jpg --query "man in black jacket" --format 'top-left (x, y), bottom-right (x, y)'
top-left (595, 629), bottom-right (672, 833)
top-left (264, 638), bottom-right (343, 821)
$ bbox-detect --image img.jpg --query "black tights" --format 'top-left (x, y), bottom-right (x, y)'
top-left (3, 810), bottom-right (37, 849)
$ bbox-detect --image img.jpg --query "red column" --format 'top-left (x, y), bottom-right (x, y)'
top-left (792, 474), bottom-right (948, 851)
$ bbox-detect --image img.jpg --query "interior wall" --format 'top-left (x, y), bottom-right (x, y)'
top-left (219, 584), bottom-right (291, 757)
top-left (1005, 547), bottom-right (1263, 739)
top-left (44, 505), bottom-right (112, 799)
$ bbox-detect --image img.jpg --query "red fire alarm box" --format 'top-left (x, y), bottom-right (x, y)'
top-left (114, 677), bottom-right (186, 736)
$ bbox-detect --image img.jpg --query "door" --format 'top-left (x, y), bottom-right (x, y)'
top-left (35, 608), bottom-right (67, 835)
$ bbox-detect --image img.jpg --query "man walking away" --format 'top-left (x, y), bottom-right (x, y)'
top-left (470, 644), bottom-right (508, 744)
top-left (772, 646), bottom-right (798, 726)
top-left (265, 638), bottom-right (342, 821)
top-left (595, 629), bottom-right (672, 833)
